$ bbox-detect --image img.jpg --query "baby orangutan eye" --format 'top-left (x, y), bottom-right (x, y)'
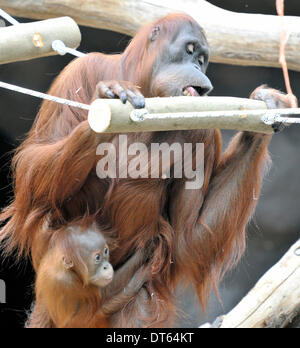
top-left (104, 247), bottom-right (109, 256)
top-left (95, 254), bottom-right (101, 264)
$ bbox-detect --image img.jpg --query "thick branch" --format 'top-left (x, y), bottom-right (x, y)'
top-left (1, 0), bottom-right (300, 71)
top-left (219, 239), bottom-right (300, 328)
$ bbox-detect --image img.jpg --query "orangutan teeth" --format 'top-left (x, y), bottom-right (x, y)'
top-left (183, 89), bottom-right (192, 96)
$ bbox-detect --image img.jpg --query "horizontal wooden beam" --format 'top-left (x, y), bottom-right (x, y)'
top-left (88, 97), bottom-right (276, 134)
top-left (0, 16), bottom-right (81, 64)
top-left (1, 0), bottom-right (300, 71)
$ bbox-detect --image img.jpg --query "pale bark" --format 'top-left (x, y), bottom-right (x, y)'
top-left (0, 0), bottom-right (300, 71)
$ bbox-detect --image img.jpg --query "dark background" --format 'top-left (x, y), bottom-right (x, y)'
top-left (0, 0), bottom-right (299, 328)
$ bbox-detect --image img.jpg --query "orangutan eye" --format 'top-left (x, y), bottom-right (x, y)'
top-left (95, 254), bottom-right (101, 264)
top-left (186, 43), bottom-right (195, 54)
top-left (104, 247), bottom-right (109, 256)
top-left (198, 55), bottom-right (205, 65)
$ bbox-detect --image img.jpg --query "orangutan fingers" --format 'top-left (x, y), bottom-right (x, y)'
top-left (96, 81), bottom-right (115, 99)
top-left (126, 89), bottom-right (146, 109)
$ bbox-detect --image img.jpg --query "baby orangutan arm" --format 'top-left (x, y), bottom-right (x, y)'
top-left (100, 266), bottom-right (149, 316)
top-left (100, 250), bottom-right (149, 316)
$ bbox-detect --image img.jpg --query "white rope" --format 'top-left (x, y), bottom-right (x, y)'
top-left (132, 108), bottom-right (300, 125)
top-left (1, 79), bottom-right (300, 124)
top-left (0, 8), bottom-right (20, 25)
top-left (0, 80), bottom-right (90, 111)
top-left (0, 9), bottom-right (86, 58)
top-left (52, 40), bottom-right (86, 58)
top-left (263, 114), bottom-right (300, 125)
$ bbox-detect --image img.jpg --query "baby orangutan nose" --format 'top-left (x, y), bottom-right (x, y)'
top-left (101, 261), bottom-right (114, 284)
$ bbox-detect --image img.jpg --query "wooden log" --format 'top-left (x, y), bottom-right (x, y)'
top-left (0, 17), bottom-right (81, 64)
top-left (1, 0), bottom-right (300, 71)
top-left (88, 96), bottom-right (276, 134)
top-left (220, 239), bottom-right (300, 328)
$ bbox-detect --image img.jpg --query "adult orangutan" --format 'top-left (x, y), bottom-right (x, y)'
top-left (0, 13), bottom-right (295, 328)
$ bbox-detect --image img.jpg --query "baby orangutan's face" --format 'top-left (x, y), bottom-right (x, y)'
top-left (65, 227), bottom-right (114, 288)
top-left (88, 242), bottom-right (114, 287)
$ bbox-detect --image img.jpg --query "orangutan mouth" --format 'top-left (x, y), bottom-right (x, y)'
top-left (183, 86), bottom-right (208, 97)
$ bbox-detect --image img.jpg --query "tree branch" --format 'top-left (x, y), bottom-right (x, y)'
top-left (1, 0), bottom-right (300, 71)
top-left (206, 239), bottom-right (300, 328)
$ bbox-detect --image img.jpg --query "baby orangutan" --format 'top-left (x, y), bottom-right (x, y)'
top-left (27, 224), bottom-right (146, 328)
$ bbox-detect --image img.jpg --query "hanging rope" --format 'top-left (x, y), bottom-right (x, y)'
top-left (276, 0), bottom-right (298, 108)
top-left (0, 81), bottom-right (90, 111)
top-left (1, 78), bottom-right (300, 126)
